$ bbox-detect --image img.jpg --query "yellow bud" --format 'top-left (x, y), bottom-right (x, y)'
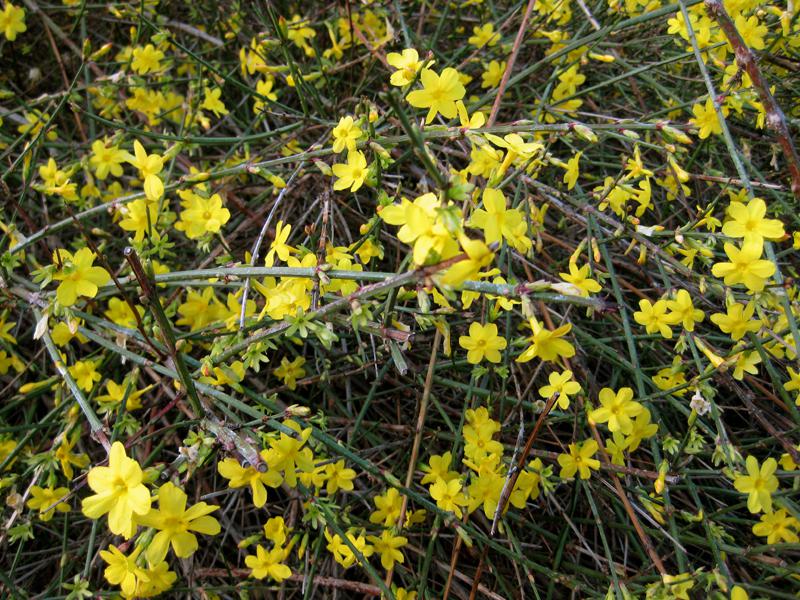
top-left (660, 124), bottom-right (693, 145)
top-left (298, 532), bottom-right (309, 559)
top-left (286, 404), bottom-right (311, 417)
top-left (188, 171), bottom-right (211, 183)
top-left (571, 123), bottom-right (598, 143)
top-left (692, 336), bottom-right (724, 368)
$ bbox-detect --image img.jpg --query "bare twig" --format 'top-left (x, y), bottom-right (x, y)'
top-left (487, 0), bottom-right (536, 126)
top-left (239, 163), bottom-right (304, 329)
top-left (386, 329), bottom-right (441, 590)
top-left (705, 0), bottom-right (800, 198)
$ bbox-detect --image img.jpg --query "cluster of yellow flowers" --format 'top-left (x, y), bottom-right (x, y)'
top-left (423, 407), bottom-right (544, 521)
top-left (80, 442), bottom-right (220, 597)
top-left (2, 0), bottom-right (800, 597)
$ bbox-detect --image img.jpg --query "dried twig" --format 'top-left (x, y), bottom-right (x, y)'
top-left (487, 0), bottom-right (536, 126)
top-left (705, 0), bottom-right (800, 198)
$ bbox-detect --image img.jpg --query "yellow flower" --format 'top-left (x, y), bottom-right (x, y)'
top-left (324, 459), bottom-right (356, 494)
top-left (264, 420), bottom-right (314, 487)
top-left (665, 289), bottom-right (704, 332)
top-left (481, 60), bottom-right (506, 89)
top-left (589, 387), bottom-right (643, 434)
top-left (0, 2), bottom-right (26, 41)
top-left (605, 433), bottom-right (627, 465)
top-left (711, 240), bottom-right (775, 293)
top-left (89, 139), bottom-right (127, 180)
top-left (458, 322), bottom-right (507, 364)
top-left (26, 486), bottom-right (70, 521)
top-left (0, 438), bottom-right (17, 470)
top-left (95, 378), bottom-right (149, 413)
top-left (562, 151), bottom-right (581, 190)
top-left (332, 150), bottom-right (368, 192)
top-left (370, 488), bottom-right (403, 526)
top-left (104, 297), bottom-right (143, 330)
top-left (733, 455), bottom-right (779, 513)
top-left (99, 544), bottom-right (146, 598)
top-left (81, 441), bottom-right (151, 538)
top-left (420, 451), bottom-right (460, 485)
top-left (466, 467), bottom-right (504, 518)
top-left (331, 115), bottom-right (363, 153)
top-left (264, 515), bottom-right (288, 545)
top-left (661, 573), bottom-right (694, 600)
top-left (201, 86), bottom-right (228, 117)
top-left (253, 78), bottom-right (277, 114)
top-left (245, 545), bottom-right (292, 581)
top-left (176, 287), bottom-right (227, 331)
top-left (18, 109), bottom-right (56, 139)
top-left (783, 367), bottom-right (800, 405)
top-left (274, 356), bottom-right (306, 390)
top-left (68, 359), bottom-right (101, 392)
top-left (731, 585), bottom-right (749, 600)
top-left (379, 192), bottom-right (440, 254)
top-left (456, 100), bottom-right (486, 129)
top-left (468, 23), bottom-right (499, 48)
top-left (286, 14), bottom-right (316, 57)
top-left (516, 318), bottom-right (575, 363)
top-left (0, 314), bottom-right (17, 344)
top-left (558, 65), bottom-right (586, 91)
top-left (324, 528), bottom-right (373, 568)
top-left (395, 588), bottom-right (418, 600)
top-left (367, 529), bottom-right (408, 570)
top-left (732, 350), bottom-right (761, 380)
top-left (429, 477), bottom-right (468, 518)
top-left (690, 97), bottom-right (725, 139)
top-left (735, 14), bottom-right (767, 50)
top-left (557, 439), bottom-right (600, 479)
top-left (131, 43), bottom-right (164, 74)
top-left (217, 454), bottom-right (282, 508)
top-left (406, 67), bottom-right (466, 123)
top-left (468, 187), bottom-right (527, 247)
top-left (468, 145), bottom-right (503, 178)
top-left (440, 235), bottom-right (494, 287)
top-left (633, 298), bottom-right (678, 339)
top-left (136, 481), bottom-right (221, 564)
top-left (485, 132), bottom-right (541, 174)
top-left (175, 192), bottom-right (231, 239)
top-left (539, 369), bottom-right (581, 409)
top-left (558, 262), bottom-right (601, 297)
top-left (752, 509), bottom-right (799, 543)
top-left (387, 48), bottom-right (428, 86)
top-left (52, 248), bottom-right (111, 307)
top-left (710, 301), bottom-right (760, 341)
top-left (54, 432), bottom-right (89, 479)
top-left (133, 561), bottom-right (177, 598)
top-left (625, 409), bottom-right (658, 451)
top-left (118, 198), bottom-right (159, 242)
top-left (126, 140), bottom-right (164, 201)
top-left (509, 462), bottom-right (542, 506)
top-left (722, 197), bottom-right (785, 245)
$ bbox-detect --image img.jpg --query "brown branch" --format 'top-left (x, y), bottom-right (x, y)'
top-left (705, 0), bottom-right (800, 198)
top-left (194, 570), bottom-right (382, 595)
top-left (487, 0), bottom-right (536, 126)
top-left (553, 309), bottom-right (668, 577)
top-left (386, 329), bottom-right (441, 591)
